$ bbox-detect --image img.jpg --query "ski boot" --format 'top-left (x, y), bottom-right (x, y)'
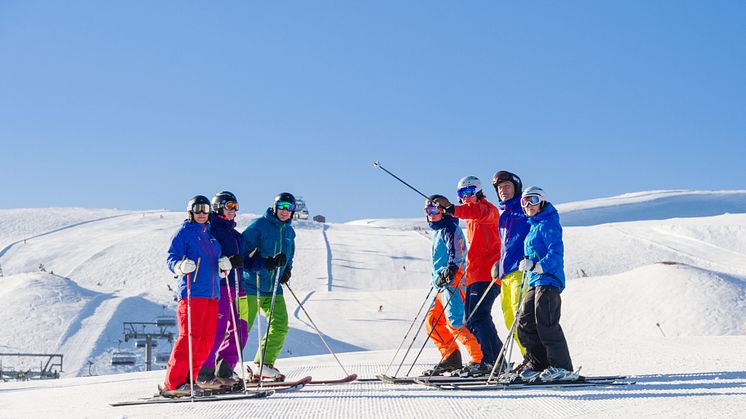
top-left (252, 362), bottom-right (285, 382)
top-left (196, 366), bottom-right (227, 391)
top-left (215, 358), bottom-right (243, 390)
top-left (457, 361), bottom-right (493, 378)
top-left (539, 367), bottom-right (580, 382)
top-left (158, 382), bottom-right (204, 398)
top-left (421, 348), bottom-right (462, 376)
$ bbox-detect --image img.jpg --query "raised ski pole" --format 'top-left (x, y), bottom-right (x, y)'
top-left (384, 286), bottom-right (435, 376)
top-left (405, 287), bottom-right (455, 377)
top-left (393, 290), bottom-right (440, 377)
top-left (187, 257), bottom-right (201, 400)
top-left (258, 255), bottom-right (283, 383)
top-left (286, 284), bottom-right (351, 376)
top-left (487, 265), bottom-right (530, 383)
top-left (424, 273), bottom-right (502, 380)
top-left (373, 161), bottom-right (430, 200)
top-left (225, 268), bottom-right (246, 389)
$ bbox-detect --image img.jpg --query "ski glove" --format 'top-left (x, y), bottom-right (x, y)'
top-left (175, 259), bottom-right (196, 276)
top-left (437, 264), bottom-right (458, 287)
top-left (433, 196), bottom-right (455, 215)
top-left (265, 253), bottom-right (287, 271)
top-left (228, 254), bottom-right (244, 269)
top-left (518, 259), bottom-right (543, 274)
top-left (218, 256), bottom-right (232, 271)
top-left (280, 269), bottom-right (292, 284)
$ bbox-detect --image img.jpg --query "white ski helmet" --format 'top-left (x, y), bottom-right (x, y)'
top-left (521, 186), bottom-right (547, 211)
top-left (457, 176), bottom-right (482, 194)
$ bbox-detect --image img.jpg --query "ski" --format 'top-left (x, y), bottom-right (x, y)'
top-left (309, 373), bottom-right (358, 385)
top-left (434, 379), bottom-right (636, 391)
top-left (378, 373), bottom-right (628, 385)
top-left (110, 389), bottom-right (273, 407)
top-left (243, 375), bottom-right (313, 389)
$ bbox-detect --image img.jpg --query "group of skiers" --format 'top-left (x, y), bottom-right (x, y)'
top-left (423, 171), bottom-right (576, 382)
top-left (163, 191), bottom-right (296, 394)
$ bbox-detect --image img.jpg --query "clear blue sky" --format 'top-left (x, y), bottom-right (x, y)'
top-left (1, 1), bottom-right (745, 221)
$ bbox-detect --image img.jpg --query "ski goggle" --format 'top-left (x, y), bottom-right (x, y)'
top-left (191, 203), bottom-right (211, 214)
top-left (521, 195), bottom-right (542, 207)
top-left (457, 186), bottom-right (478, 199)
top-left (276, 201), bottom-right (296, 211)
top-left (224, 201), bottom-right (239, 211)
top-left (424, 204), bottom-right (441, 215)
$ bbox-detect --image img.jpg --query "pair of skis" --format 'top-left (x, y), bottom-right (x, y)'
top-left (375, 373), bottom-right (634, 391)
top-left (110, 374), bottom-right (358, 407)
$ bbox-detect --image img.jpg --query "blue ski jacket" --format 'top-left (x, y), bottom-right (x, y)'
top-left (497, 195), bottom-right (531, 279)
top-left (166, 220), bottom-right (222, 300)
top-left (429, 215), bottom-right (468, 328)
top-left (241, 208), bottom-right (295, 297)
top-left (524, 203), bottom-right (566, 292)
top-left (209, 214), bottom-right (265, 290)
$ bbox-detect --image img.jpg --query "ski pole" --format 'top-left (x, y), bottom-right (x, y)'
top-left (258, 255), bottom-right (283, 383)
top-left (384, 286), bottom-right (435, 376)
top-left (187, 257), bottom-right (201, 399)
top-left (425, 272), bottom-right (502, 379)
top-left (372, 161), bottom-right (430, 200)
top-left (286, 284), bottom-right (350, 376)
top-left (255, 271), bottom-right (263, 388)
top-left (393, 290), bottom-right (440, 377)
top-left (487, 267), bottom-right (529, 383)
top-left (225, 268), bottom-right (246, 389)
top-left (406, 287), bottom-right (455, 377)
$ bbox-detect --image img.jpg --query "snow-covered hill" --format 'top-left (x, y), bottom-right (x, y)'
top-left (1, 190), bottom-right (746, 417)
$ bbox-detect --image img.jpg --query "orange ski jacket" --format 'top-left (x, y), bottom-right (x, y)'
top-left (453, 198), bottom-right (501, 287)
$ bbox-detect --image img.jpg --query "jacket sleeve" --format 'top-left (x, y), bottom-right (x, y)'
top-left (285, 229), bottom-right (296, 271)
top-left (442, 223), bottom-right (465, 268)
top-left (538, 223), bottom-right (564, 277)
top-left (453, 201), bottom-right (499, 223)
top-left (166, 228), bottom-right (187, 274)
top-left (241, 223), bottom-right (263, 272)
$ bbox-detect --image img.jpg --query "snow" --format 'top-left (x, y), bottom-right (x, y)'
top-left (1, 190), bottom-right (746, 417)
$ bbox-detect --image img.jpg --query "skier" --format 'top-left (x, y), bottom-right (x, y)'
top-left (239, 192), bottom-right (296, 381)
top-left (196, 191), bottom-right (267, 389)
top-left (162, 195), bottom-right (228, 394)
top-left (422, 196), bottom-right (483, 376)
top-left (434, 176), bottom-right (502, 377)
top-left (492, 171), bottom-right (531, 358)
top-left (516, 187), bottom-right (577, 382)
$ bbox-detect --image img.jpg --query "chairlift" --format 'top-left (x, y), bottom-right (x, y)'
top-left (155, 352), bottom-right (170, 365)
top-left (136, 339), bottom-right (158, 348)
top-left (156, 316), bottom-right (177, 328)
top-left (110, 351), bottom-right (136, 366)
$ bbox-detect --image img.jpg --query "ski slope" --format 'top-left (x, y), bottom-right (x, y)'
top-left (1, 190), bottom-right (746, 417)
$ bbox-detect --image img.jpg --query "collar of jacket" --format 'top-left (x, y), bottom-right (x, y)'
top-left (428, 215), bottom-right (458, 231)
top-left (210, 213), bottom-right (236, 229)
top-left (182, 219), bottom-right (211, 233)
top-left (528, 202), bottom-right (558, 225)
top-left (497, 195), bottom-right (522, 212)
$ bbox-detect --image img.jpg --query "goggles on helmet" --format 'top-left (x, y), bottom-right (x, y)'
top-left (224, 201), bottom-right (239, 211)
top-left (521, 195), bottom-right (542, 207)
top-left (457, 186), bottom-right (478, 199)
top-left (276, 201), bottom-right (296, 211)
top-left (191, 203), bottom-right (211, 214)
top-left (424, 204), bottom-right (441, 215)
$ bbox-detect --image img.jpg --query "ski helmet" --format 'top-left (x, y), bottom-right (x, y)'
top-left (521, 186), bottom-right (547, 213)
top-left (187, 195), bottom-right (211, 222)
top-left (273, 192), bottom-right (296, 214)
top-left (211, 191), bottom-right (238, 216)
top-left (492, 171), bottom-right (523, 197)
top-left (456, 176), bottom-right (483, 200)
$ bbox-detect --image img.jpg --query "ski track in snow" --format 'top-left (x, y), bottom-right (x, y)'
top-left (322, 224), bottom-right (333, 291)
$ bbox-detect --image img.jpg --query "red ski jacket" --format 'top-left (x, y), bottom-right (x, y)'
top-left (453, 198), bottom-right (501, 286)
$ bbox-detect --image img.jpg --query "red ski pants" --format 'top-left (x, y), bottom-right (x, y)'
top-left (165, 297), bottom-right (218, 390)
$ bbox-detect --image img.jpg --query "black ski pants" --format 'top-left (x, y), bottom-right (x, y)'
top-left (517, 285), bottom-right (573, 371)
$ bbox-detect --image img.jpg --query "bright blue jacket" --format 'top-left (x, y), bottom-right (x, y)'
top-left (524, 203), bottom-right (566, 292)
top-left (497, 195), bottom-right (531, 278)
top-left (428, 216), bottom-right (468, 328)
top-left (167, 220), bottom-right (222, 300)
top-left (241, 208), bottom-right (295, 297)
top-left (209, 214), bottom-right (266, 290)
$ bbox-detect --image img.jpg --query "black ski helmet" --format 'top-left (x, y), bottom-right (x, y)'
top-left (424, 194), bottom-right (450, 219)
top-left (187, 195), bottom-right (211, 222)
top-left (492, 170), bottom-right (523, 197)
top-left (273, 192), bottom-right (296, 215)
top-left (211, 191), bottom-right (238, 216)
